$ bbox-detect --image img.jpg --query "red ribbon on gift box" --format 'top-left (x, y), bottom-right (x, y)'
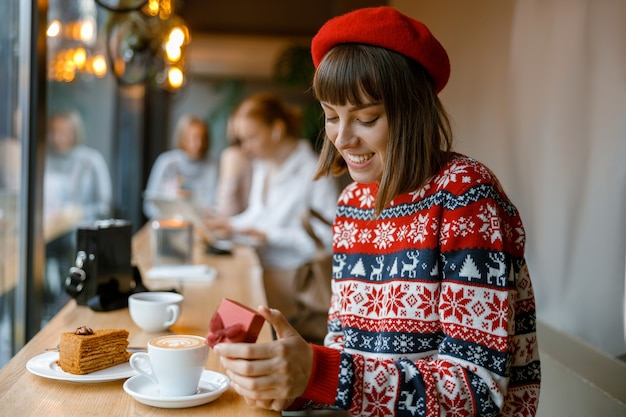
top-left (206, 312), bottom-right (246, 347)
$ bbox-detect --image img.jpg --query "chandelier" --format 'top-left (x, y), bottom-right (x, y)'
top-left (47, 0), bottom-right (190, 91)
top-left (97, 0), bottom-right (190, 91)
top-left (46, 0), bottom-right (108, 82)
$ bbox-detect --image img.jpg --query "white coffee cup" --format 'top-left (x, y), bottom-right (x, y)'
top-left (129, 334), bottom-right (208, 397)
top-left (128, 292), bottom-right (183, 332)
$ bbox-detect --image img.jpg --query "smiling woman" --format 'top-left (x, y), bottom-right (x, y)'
top-left (212, 7), bottom-right (540, 416)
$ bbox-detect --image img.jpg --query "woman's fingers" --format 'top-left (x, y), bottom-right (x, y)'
top-left (219, 353), bottom-right (278, 377)
top-left (212, 307), bottom-right (315, 404)
top-left (228, 371), bottom-right (290, 396)
top-left (215, 337), bottom-right (287, 361)
top-left (256, 306), bottom-right (297, 339)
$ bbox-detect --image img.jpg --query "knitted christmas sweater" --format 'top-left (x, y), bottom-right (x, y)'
top-left (297, 154), bottom-right (541, 416)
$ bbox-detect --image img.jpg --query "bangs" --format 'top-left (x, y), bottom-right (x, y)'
top-left (313, 44), bottom-right (384, 105)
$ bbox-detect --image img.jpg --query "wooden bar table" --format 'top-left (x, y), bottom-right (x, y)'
top-left (0, 224), bottom-right (279, 416)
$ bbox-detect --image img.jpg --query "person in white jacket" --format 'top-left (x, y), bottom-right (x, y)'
top-left (207, 92), bottom-right (339, 321)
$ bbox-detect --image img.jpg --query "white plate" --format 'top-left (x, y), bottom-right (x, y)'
top-left (123, 370), bottom-right (230, 409)
top-left (26, 351), bottom-right (136, 383)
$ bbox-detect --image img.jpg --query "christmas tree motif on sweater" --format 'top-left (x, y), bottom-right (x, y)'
top-left (348, 258), bottom-right (365, 277)
top-left (459, 254), bottom-right (481, 281)
top-left (388, 258), bottom-right (398, 277)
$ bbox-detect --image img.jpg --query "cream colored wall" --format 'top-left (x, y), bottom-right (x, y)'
top-left (391, 1), bottom-right (516, 186)
top-left (391, 0), bottom-right (626, 358)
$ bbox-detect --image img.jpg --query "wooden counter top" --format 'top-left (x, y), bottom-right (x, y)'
top-left (0, 224), bottom-right (279, 416)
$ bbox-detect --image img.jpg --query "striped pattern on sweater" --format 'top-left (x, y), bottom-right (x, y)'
top-left (306, 154), bottom-right (540, 417)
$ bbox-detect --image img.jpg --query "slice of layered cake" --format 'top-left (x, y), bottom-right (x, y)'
top-left (57, 326), bottom-right (131, 375)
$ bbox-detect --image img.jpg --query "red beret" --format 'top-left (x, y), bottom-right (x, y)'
top-left (311, 6), bottom-right (450, 93)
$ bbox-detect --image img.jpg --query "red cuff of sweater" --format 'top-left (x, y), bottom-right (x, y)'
top-left (300, 343), bottom-right (342, 405)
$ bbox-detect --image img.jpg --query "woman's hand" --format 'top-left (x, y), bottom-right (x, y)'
top-left (213, 306), bottom-right (313, 411)
top-left (205, 217), bottom-right (233, 238)
top-left (237, 228), bottom-right (267, 245)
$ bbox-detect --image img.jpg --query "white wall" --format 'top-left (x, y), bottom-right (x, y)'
top-left (393, 0), bottom-right (626, 356)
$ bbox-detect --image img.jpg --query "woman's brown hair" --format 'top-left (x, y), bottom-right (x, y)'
top-left (174, 114), bottom-right (210, 157)
top-left (312, 44), bottom-right (453, 217)
top-left (229, 92), bottom-right (302, 140)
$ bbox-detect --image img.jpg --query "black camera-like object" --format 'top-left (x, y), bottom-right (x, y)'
top-left (65, 219), bottom-right (142, 311)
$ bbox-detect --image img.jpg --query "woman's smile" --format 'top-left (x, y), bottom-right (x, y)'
top-left (345, 152), bottom-right (374, 165)
top-left (321, 99), bottom-right (388, 184)
top-left (344, 152), bottom-right (375, 166)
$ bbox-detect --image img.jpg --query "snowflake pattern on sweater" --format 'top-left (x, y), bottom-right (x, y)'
top-left (301, 155), bottom-right (540, 416)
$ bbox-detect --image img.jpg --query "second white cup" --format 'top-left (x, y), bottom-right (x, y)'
top-left (128, 292), bottom-right (183, 332)
top-left (129, 334), bottom-right (208, 397)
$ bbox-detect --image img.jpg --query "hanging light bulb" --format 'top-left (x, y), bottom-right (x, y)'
top-left (142, 0), bottom-right (172, 20)
top-left (164, 24), bottom-right (188, 63)
top-left (79, 18), bottom-right (95, 44)
top-left (47, 0), bottom-right (108, 82)
top-left (143, 0), bottom-right (160, 17)
top-left (72, 47), bottom-right (87, 69)
top-left (47, 20), bottom-right (62, 38)
top-left (167, 65), bottom-right (184, 89)
top-left (158, 15), bottom-right (189, 90)
top-left (107, 11), bottom-right (153, 85)
top-left (90, 55), bottom-right (108, 77)
top-left (96, 0), bottom-right (189, 91)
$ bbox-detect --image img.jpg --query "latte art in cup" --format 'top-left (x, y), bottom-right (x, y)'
top-left (150, 335), bottom-right (205, 350)
top-left (129, 334), bottom-right (209, 397)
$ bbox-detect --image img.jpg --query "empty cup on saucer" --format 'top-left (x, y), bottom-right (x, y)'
top-left (129, 334), bottom-right (208, 397)
top-left (128, 292), bottom-right (183, 332)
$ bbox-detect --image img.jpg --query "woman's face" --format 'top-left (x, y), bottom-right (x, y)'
top-left (181, 122), bottom-right (206, 160)
top-left (235, 116), bottom-right (276, 160)
top-left (321, 98), bottom-right (389, 184)
top-left (48, 116), bottom-right (76, 155)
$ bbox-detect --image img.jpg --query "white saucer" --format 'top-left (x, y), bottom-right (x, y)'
top-left (26, 352), bottom-right (136, 383)
top-left (123, 370), bottom-right (230, 409)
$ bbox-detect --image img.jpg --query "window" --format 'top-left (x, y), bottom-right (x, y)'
top-left (0, 1), bottom-right (25, 368)
top-left (43, 0), bottom-right (116, 324)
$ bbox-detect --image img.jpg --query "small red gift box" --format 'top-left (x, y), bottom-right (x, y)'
top-left (206, 298), bottom-right (265, 347)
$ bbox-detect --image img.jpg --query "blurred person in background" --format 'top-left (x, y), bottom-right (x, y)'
top-left (0, 137), bottom-right (20, 192)
top-left (44, 110), bottom-right (112, 320)
top-left (1, 108), bottom-right (23, 193)
top-left (215, 129), bottom-right (252, 217)
top-left (206, 92), bottom-right (339, 324)
top-left (143, 114), bottom-right (218, 219)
